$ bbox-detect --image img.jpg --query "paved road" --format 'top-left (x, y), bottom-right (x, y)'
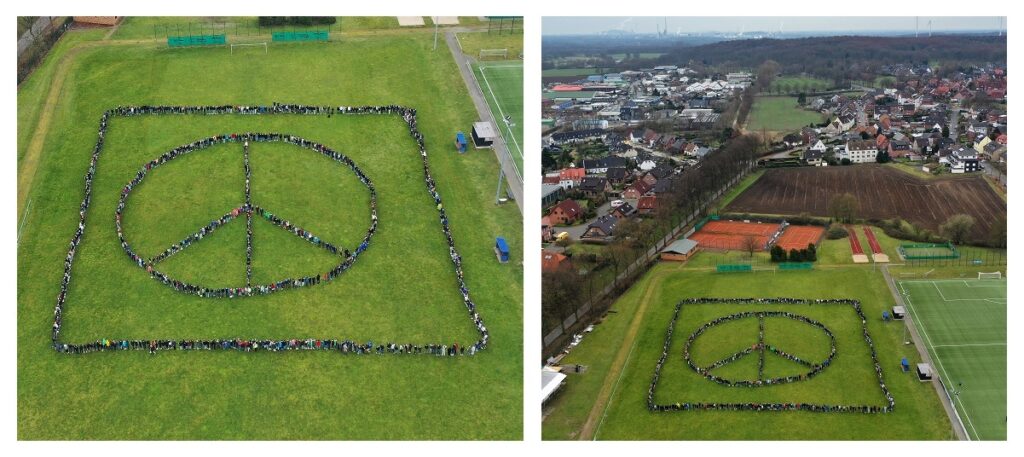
top-left (557, 200), bottom-right (617, 240)
top-left (444, 30), bottom-right (523, 215)
top-left (18, 17), bottom-right (58, 56)
top-left (880, 264), bottom-right (969, 441)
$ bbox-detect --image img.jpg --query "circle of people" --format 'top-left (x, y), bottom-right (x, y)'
top-left (51, 104), bottom-right (489, 358)
top-left (683, 310), bottom-right (837, 387)
top-left (115, 131), bottom-right (375, 296)
top-left (647, 297), bottom-right (895, 414)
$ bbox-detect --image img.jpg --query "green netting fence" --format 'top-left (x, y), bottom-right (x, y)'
top-left (168, 35), bottom-right (226, 47)
top-left (898, 242), bottom-right (960, 260)
top-left (272, 31), bottom-right (328, 42)
top-left (716, 264), bottom-right (753, 273)
top-left (778, 262), bottom-right (814, 271)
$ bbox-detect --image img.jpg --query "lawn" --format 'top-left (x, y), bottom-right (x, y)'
top-left (898, 279), bottom-right (1007, 440)
top-left (18, 32), bottom-right (521, 440)
top-left (543, 262), bottom-right (951, 440)
top-left (768, 76), bottom-right (831, 93)
top-left (746, 96), bottom-right (825, 133)
top-left (473, 62), bottom-right (524, 175)
top-left (456, 29), bottom-right (524, 60)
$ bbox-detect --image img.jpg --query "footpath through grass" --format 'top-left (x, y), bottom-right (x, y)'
top-left (18, 34), bottom-right (521, 440)
top-left (898, 279), bottom-right (1007, 440)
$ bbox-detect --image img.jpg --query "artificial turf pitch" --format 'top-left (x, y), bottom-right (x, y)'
top-left (472, 62), bottom-right (523, 175)
top-left (899, 279), bottom-right (1007, 440)
top-left (18, 31), bottom-right (522, 440)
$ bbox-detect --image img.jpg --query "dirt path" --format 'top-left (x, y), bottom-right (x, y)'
top-left (17, 37), bottom-right (163, 219)
top-left (17, 44), bottom-right (82, 218)
top-left (578, 269), bottom-right (671, 440)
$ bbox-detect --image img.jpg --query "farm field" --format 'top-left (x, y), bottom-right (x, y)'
top-left (725, 165), bottom-right (1006, 241)
top-left (17, 26), bottom-right (522, 440)
top-left (745, 96), bottom-right (824, 133)
top-left (898, 279), bottom-right (1006, 440)
top-left (542, 262), bottom-right (951, 440)
top-left (541, 67), bottom-right (607, 77)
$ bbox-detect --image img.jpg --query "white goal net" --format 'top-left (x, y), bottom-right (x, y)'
top-left (479, 48), bottom-right (508, 60)
top-left (231, 42), bottom-right (268, 54)
top-left (978, 271), bottom-right (1002, 280)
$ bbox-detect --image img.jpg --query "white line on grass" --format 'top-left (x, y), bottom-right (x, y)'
top-left (902, 292), bottom-right (982, 440)
top-left (17, 198), bottom-right (32, 246)
top-left (593, 327), bottom-right (641, 441)
top-left (478, 65), bottom-right (523, 174)
top-left (931, 282), bottom-right (1003, 302)
top-left (932, 342), bottom-right (1006, 349)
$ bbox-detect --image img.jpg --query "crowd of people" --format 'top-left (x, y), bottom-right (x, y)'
top-left (682, 310), bottom-right (837, 387)
top-left (52, 104), bottom-right (489, 357)
top-left (113, 131), bottom-right (376, 299)
top-left (647, 297), bottom-right (895, 414)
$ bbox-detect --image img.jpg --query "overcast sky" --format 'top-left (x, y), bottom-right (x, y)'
top-left (542, 17), bottom-right (1005, 35)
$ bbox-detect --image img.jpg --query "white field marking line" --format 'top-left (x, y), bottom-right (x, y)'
top-left (931, 282), bottom-right (1004, 302)
top-left (932, 342), bottom-right (1006, 349)
top-left (17, 198), bottom-right (32, 246)
top-left (593, 314), bottom-right (643, 441)
top-left (902, 292), bottom-right (982, 440)
top-left (479, 63), bottom-right (524, 69)
top-left (478, 65), bottom-right (523, 164)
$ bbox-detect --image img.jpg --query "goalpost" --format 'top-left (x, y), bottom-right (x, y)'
top-left (231, 42), bottom-right (268, 54)
top-left (479, 48), bottom-right (508, 60)
top-left (977, 271), bottom-right (1003, 280)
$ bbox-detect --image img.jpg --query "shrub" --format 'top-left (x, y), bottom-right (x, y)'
top-left (826, 224), bottom-right (848, 239)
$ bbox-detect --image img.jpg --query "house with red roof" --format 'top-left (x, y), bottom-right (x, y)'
top-left (548, 199), bottom-right (583, 226)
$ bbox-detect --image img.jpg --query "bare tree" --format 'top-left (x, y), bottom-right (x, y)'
top-left (828, 193), bottom-right (860, 223)
top-left (940, 214), bottom-right (976, 245)
top-left (741, 235), bottom-right (759, 259)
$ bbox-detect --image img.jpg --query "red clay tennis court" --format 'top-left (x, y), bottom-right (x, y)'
top-left (775, 225), bottom-right (825, 251)
top-left (690, 220), bottom-right (780, 251)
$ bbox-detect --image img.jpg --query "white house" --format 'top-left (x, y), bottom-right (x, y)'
top-left (842, 140), bottom-right (878, 164)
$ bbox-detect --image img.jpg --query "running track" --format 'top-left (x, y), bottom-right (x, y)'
top-left (847, 226), bottom-right (865, 255)
top-left (862, 227), bottom-right (884, 254)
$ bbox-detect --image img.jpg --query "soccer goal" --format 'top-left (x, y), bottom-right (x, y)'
top-left (978, 271), bottom-right (1003, 280)
top-left (231, 42), bottom-right (268, 54)
top-left (479, 48), bottom-right (508, 60)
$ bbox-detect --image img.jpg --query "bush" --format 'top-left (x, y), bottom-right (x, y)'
top-left (258, 16), bottom-right (336, 27)
top-left (826, 224), bottom-right (848, 239)
top-left (770, 245), bottom-right (787, 263)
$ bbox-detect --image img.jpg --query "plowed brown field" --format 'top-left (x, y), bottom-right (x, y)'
top-left (725, 165), bottom-right (1005, 240)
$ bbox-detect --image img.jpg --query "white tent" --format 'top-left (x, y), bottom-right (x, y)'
top-left (541, 367), bottom-right (567, 404)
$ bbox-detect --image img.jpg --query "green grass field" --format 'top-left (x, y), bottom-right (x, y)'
top-left (541, 67), bottom-right (605, 77)
top-left (746, 96), bottom-right (825, 133)
top-left (543, 246), bottom-right (952, 440)
top-left (18, 29), bottom-right (521, 440)
top-left (456, 30), bottom-right (524, 60)
top-left (473, 62), bottom-right (524, 175)
top-left (898, 279), bottom-right (1007, 440)
top-left (768, 76), bottom-right (831, 93)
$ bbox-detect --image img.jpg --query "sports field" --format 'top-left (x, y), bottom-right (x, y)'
top-left (745, 96), bottom-right (825, 133)
top-left (543, 260), bottom-right (951, 440)
top-left (18, 26), bottom-right (521, 440)
top-left (899, 279), bottom-right (1007, 440)
top-left (473, 62), bottom-right (524, 176)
